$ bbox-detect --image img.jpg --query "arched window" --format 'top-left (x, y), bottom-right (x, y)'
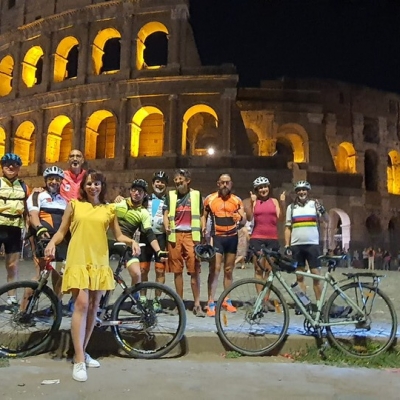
top-left (46, 116), bottom-right (73, 162)
top-left (0, 55), bottom-right (14, 96)
top-left (14, 121), bottom-right (36, 165)
top-left (92, 29), bottom-right (121, 75)
top-left (131, 106), bottom-right (164, 157)
top-left (85, 110), bottom-right (116, 160)
top-left (54, 37), bottom-right (79, 82)
top-left (136, 22), bottom-right (169, 70)
top-left (335, 142), bottom-right (357, 173)
top-left (22, 46), bottom-right (44, 87)
top-left (182, 105), bottom-right (218, 156)
top-left (364, 150), bottom-right (378, 191)
top-left (387, 150), bottom-right (400, 195)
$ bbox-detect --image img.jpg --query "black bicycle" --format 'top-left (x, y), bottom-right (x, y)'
top-left (0, 241), bottom-right (186, 359)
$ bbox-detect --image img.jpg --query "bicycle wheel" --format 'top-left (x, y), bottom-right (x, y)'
top-left (111, 282), bottom-right (186, 359)
top-left (324, 282), bottom-right (398, 358)
top-left (0, 281), bottom-right (62, 358)
top-left (215, 278), bottom-right (290, 356)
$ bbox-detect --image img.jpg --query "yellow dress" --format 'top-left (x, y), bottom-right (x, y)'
top-left (61, 200), bottom-right (116, 293)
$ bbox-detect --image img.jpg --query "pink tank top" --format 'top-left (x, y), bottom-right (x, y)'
top-left (251, 198), bottom-right (278, 239)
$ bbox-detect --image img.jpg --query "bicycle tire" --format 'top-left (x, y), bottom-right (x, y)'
top-left (111, 281), bottom-right (186, 359)
top-left (215, 278), bottom-right (290, 356)
top-left (0, 281), bottom-right (62, 358)
top-left (324, 282), bottom-right (398, 358)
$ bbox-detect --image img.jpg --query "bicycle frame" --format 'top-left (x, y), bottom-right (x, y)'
top-left (255, 268), bottom-right (371, 329)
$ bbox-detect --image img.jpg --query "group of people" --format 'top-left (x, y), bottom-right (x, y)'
top-left (0, 148), bottom-right (332, 382)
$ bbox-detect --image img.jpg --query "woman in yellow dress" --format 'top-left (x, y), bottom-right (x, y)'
top-left (45, 170), bottom-right (140, 382)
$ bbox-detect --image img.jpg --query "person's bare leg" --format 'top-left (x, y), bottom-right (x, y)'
top-left (190, 270), bottom-right (201, 308)
top-left (223, 253), bottom-right (236, 291)
top-left (127, 261), bottom-right (141, 286)
top-left (83, 290), bottom-right (104, 350)
top-left (207, 254), bottom-right (222, 303)
top-left (71, 289), bottom-right (88, 363)
top-left (5, 252), bottom-right (19, 297)
top-left (310, 268), bottom-right (322, 301)
top-left (174, 272), bottom-right (183, 298)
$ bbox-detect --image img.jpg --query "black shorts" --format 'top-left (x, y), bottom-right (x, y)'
top-left (33, 238), bottom-right (68, 262)
top-left (213, 235), bottom-right (238, 255)
top-left (291, 244), bottom-right (321, 269)
top-left (139, 233), bottom-right (166, 263)
top-left (0, 225), bottom-right (22, 255)
top-left (249, 238), bottom-right (280, 254)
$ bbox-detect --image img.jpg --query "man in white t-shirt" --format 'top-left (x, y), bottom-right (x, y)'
top-left (284, 180), bottom-right (328, 303)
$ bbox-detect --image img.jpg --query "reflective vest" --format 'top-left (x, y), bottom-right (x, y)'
top-left (0, 177), bottom-right (27, 228)
top-left (167, 189), bottom-right (201, 243)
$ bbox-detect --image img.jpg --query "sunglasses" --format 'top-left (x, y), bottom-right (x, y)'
top-left (2, 162), bottom-right (21, 168)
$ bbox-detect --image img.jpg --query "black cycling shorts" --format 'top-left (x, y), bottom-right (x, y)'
top-left (291, 244), bottom-right (321, 269)
top-left (249, 238), bottom-right (280, 254)
top-left (213, 235), bottom-right (238, 255)
top-left (139, 233), bottom-right (167, 263)
top-left (0, 226), bottom-right (22, 255)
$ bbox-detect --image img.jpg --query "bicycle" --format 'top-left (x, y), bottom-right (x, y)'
top-left (0, 241), bottom-right (186, 359)
top-left (215, 246), bottom-right (397, 358)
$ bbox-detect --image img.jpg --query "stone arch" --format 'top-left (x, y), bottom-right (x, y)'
top-left (364, 149), bottom-right (379, 191)
top-left (46, 115), bottom-right (74, 163)
top-left (366, 214), bottom-right (382, 244)
top-left (92, 28), bottom-right (121, 75)
top-left (0, 55), bottom-right (14, 96)
top-left (387, 150), bottom-right (400, 195)
top-left (14, 121), bottom-right (36, 165)
top-left (85, 110), bottom-right (116, 160)
top-left (0, 126), bottom-right (6, 157)
top-left (388, 217), bottom-right (400, 254)
top-left (136, 22), bottom-right (169, 70)
top-left (335, 141), bottom-right (357, 173)
top-left (54, 36), bottom-right (79, 82)
top-left (182, 105), bottom-right (219, 155)
top-left (326, 208), bottom-right (351, 251)
top-left (275, 136), bottom-right (294, 163)
top-left (22, 46), bottom-right (44, 87)
top-left (131, 106), bottom-right (164, 157)
top-left (276, 123), bottom-right (308, 163)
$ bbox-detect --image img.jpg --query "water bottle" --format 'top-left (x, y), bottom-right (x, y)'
top-left (291, 282), bottom-right (311, 306)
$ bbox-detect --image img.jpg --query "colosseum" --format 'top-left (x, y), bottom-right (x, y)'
top-left (0, 0), bottom-right (399, 256)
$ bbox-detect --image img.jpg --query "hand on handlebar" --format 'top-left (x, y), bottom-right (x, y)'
top-left (284, 246), bottom-right (292, 256)
top-left (130, 240), bottom-right (141, 257)
top-left (156, 250), bottom-right (168, 262)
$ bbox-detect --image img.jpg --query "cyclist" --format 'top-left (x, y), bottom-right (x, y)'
top-left (285, 180), bottom-right (328, 305)
top-left (203, 173), bottom-right (245, 317)
top-left (245, 177), bottom-right (286, 297)
top-left (0, 153), bottom-right (29, 305)
top-left (112, 179), bottom-right (167, 291)
top-left (163, 169), bottom-right (205, 317)
top-left (140, 171), bottom-right (169, 288)
top-left (26, 166), bottom-right (67, 300)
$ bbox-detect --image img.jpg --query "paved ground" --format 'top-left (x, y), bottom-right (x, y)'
top-left (0, 258), bottom-right (399, 357)
top-left (1, 353), bottom-right (400, 400)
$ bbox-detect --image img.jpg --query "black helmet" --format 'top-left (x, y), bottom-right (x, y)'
top-left (194, 244), bottom-right (216, 262)
top-left (152, 171), bottom-right (169, 184)
top-left (131, 179), bottom-right (148, 192)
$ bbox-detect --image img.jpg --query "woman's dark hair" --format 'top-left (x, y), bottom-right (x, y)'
top-left (79, 169), bottom-right (107, 204)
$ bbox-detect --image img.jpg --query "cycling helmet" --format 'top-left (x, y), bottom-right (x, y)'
top-left (152, 171), bottom-right (169, 184)
top-left (131, 179), bottom-right (148, 192)
top-left (194, 244), bottom-right (217, 262)
top-left (294, 180), bottom-right (311, 191)
top-left (253, 176), bottom-right (270, 189)
top-left (1, 153), bottom-right (22, 166)
top-left (43, 166), bottom-right (64, 179)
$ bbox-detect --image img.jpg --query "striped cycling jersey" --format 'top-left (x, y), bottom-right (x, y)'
top-left (27, 191), bottom-right (67, 234)
top-left (285, 200), bottom-right (319, 245)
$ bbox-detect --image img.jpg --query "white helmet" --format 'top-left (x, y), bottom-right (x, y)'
top-left (253, 176), bottom-right (270, 189)
top-left (294, 180), bottom-right (311, 191)
top-left (43, 166), bottom-right (64, 179)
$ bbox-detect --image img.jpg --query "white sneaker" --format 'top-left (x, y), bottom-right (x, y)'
top-left (72, 362), bottom-right (87, 382)
top-left (85, 352), bottom-right (100, 368)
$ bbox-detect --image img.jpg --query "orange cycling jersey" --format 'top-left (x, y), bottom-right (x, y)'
top-left (204, 192), bottom-right (243, 237)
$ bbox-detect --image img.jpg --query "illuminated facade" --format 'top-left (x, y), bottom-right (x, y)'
top-left (0, 0), bottom-right (399, 253)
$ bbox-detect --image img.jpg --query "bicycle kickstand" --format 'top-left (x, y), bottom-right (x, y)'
top-left (315, 328), bottom-right (328, 360)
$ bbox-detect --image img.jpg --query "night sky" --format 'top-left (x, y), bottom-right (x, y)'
top-left (189, 0), bottom-right (400, 93)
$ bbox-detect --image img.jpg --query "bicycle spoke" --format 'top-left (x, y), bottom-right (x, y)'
top-left (216, 278), bottom-right (289, 356)
top-left (325, 283), bottom-right (397, 358)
